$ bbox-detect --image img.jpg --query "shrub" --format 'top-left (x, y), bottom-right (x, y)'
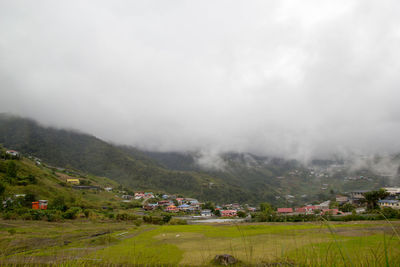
top-left (46, 210), bottom-right (63, 222)
top-left (83, 209), bottom-right (90, 218)
top-left (381, 207), bottom-right (399, 219)
top-left (50, 196), bottom-right (68, 211)
top-left (116, 213), bottom-right (129, 221)
top-left (133, 219), bottom-right (142, 227)
top-left (62, 207), bottom-right (81, 219)
top-left (6, 161), bottom-right (17, 178)
top-left (169, 218), bottom-right (187, 225)
top-left (163, 214), bottom-right (172, 223)
top-left (7, 229), bottom-right (16, 235)
top-left (237, 211), bottom-right (247, 218)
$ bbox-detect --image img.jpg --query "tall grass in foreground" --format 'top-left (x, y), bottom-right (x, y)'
top-left (2, 220), bottom-right (400, 266)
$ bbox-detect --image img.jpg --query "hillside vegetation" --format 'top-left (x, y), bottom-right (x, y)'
top-left (0, 114), bottom-right (250, 203)
top-left (0, 114), bottom-right (393, 205)
top-left (0, 154), bottom-right (129, 214)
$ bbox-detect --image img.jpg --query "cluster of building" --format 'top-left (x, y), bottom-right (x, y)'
top-left (277, 187), bottom-right (400, 215)
top-left (277, 200), bottom-right (341, 215)
top-left (143, 196), bottom-right (202, 213)
top-left (378, 187), bottom-right (400, 210)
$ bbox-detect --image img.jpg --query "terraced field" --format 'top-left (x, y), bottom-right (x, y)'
top-left (1, 220), bottom-right (400, 266)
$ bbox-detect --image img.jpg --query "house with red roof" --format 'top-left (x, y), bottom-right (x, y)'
top-left (165, 205), bottom-right (178, 212)
top-left (221, 210), bottom-right (237, 217)
top-left (321, 209), bottom-right (340, 215)
top-left (277, 208), bottom-right (293, 214)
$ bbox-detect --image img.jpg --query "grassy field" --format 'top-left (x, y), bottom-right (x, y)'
top-left (1, 219), bottom-right (400, 266)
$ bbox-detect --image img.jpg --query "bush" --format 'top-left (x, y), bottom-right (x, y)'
top-left (7, 229), bottom-right (16, 235)
top-left (62, 207), bottom-right (81, 219)
top-left (46, 210), bottom-right (63, 222)
top-left (381, 207), bottom-right (399, 219)
top-left (116, 213), bottom-right (129, 221)
top-left (6, 161), bottom-right (17, 178)
top-left (83, 209), bottom-right (91, 218)
top-left (237, 211), bottom-right (247, 218)
top-left (169, 218), bottom-right (187, 225)
top-left (133, 219), bottom-right (142, 226)
top-left (116, 213), bottom-right (139, 221)
top-left (0, 161), bottom-right (7, 173)
top-left (340, 203), bottom-right (355, 212)
top-left (143, 215), bottom-right (164, 225)
top-left (162, 214), bottom-right (172, 223)
top-left (50, 196), bottom-right (68, 211)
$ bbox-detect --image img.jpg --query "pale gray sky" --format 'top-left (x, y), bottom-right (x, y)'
top-left (1, 1), bottom-right (400, 160)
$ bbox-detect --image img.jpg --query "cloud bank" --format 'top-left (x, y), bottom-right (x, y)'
top-left (1, 0), bottom-right (400, 160)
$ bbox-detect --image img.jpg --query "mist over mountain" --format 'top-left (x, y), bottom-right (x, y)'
top-left (1, 1), bottom-right (400, 161)
top-left (1, 114), bottom-right (398, 206)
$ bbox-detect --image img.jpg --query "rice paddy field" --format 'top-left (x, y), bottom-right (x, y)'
top-left (1, 219), bottom-right (400, 266)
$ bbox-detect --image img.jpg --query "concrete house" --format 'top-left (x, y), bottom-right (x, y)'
top-left (201, 209), bottom-right (212, 216)
top-left (66, 178), bottom-right (80, 185)
top-left (378, 199), bottom-right (400, 210)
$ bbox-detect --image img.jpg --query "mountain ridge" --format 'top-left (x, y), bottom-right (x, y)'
top-left (1, 113), bottom-right (396, 205)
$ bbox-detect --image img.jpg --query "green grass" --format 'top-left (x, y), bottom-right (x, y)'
top-left (1, 220), bottom-right (400, 266)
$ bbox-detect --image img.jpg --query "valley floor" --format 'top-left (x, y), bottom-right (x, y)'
top-left (1, 220), bottom-right (400, 266)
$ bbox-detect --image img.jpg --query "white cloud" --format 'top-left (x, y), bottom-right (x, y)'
top-left (1, 0), bottom-right (400, 160)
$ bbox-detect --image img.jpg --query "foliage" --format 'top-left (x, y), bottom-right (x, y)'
top-left (50, 196), bottom-right (68, 211)
top-left (340, 203), bottom-right (355, 212)
top-left (363, 189), bottom-right (390, 211)
top-left (143, 215), bottom-right (164, 225)
top-left (162, 214), bottom-right (172, 223)
top-left (6, 161), bottom-right (17, 178)
top-left (259, 202), bottom-right (274, 214)
top-left (0, 182), bottom-right (5, 198)
top-left (201, 201), bottom-right (215, 211)
top-left (116, 213), bottom-right (140, 221)
top-left (169, 218), bottom-right (187, 225)
top-left (237, 210), bottom-right (247, 218)
top-left (62, 207), bottom-right (81, 219)
top-left (381, 207), bottom-right (400, 219)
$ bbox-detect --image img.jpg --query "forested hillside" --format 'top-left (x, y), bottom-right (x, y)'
top-left (0, 114), bottom-right (252, 203)
top-left (0, 114), bottom-right (393, 205)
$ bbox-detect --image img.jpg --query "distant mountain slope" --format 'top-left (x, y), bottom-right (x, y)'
top-left (0, 114), bottom-right (251, 203)
top-left (0, 114), bottom-right (395, 205)
top-left (137, 149), bottom-right (395, 205)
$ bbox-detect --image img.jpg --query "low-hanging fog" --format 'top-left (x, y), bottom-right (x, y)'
top-left (1, 1), bottom-right (400, 162)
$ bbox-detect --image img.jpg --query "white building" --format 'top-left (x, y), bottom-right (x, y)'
top-left (201, 209), bottom-right (212, 216)
top-left (383, 187), bottom-right (400, 196)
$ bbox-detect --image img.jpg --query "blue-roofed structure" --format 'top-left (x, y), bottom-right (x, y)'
top-left (378, 199), bottom-right (400, 209)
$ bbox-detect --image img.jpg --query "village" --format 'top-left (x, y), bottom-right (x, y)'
top-left (2, 149), bottom-right (400, 221)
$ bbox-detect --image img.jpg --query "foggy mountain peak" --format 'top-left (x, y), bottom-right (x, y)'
top-left (1, 1), bottom-right (400, 161)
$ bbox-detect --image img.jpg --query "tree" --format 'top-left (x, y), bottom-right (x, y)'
top-left (0, 182), bottom-right (5, 199)
top-left (259, 202), bottom-right (273, 214)
top-left (214, 209), bottom-right (221, 216)
top-left (51, 196), bottom-right (68, 211)
top-left (237, 211), bottom-right (247, 218)
top-left (340, 203), bottom-right (355, 212)
top-left (202, 201), bottom-right (215, 211)
top-left (23, 193), bottom-right (36, 207)
top-left (329, 201), bottom-right (339, 209)
top-left (6, 161), bottom-right (17, 178)
top-left (363, 189), bottom-right (389, 211)
top-left (162, 214), bottom-right (172, 223)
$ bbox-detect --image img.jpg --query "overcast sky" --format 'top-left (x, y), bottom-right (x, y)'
top-left (1, 1), bottom-right (400, 160)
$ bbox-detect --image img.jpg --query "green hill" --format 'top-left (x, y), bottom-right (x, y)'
top-left (0, 114), bottom-right (394, 206)
top-left (0, 155), bottom-right (127, 212)
top-left (0, 114), bottom-right (250, 203)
